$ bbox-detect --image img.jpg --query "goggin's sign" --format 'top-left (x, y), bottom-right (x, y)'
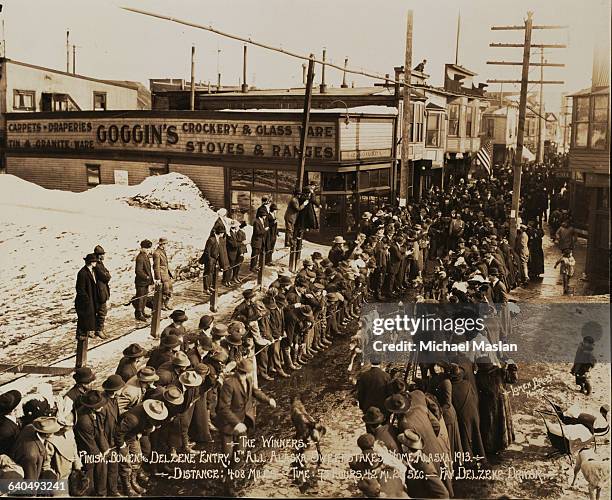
top-left (6, 117), bottom-right (337, 160)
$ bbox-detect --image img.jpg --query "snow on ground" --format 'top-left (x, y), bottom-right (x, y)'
top-left (0, 173), bottom-right (220, 345)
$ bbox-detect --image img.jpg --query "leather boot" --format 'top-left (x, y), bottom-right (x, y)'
top-left (130, 474), bottom-right (146, 494)
top-left (283, 349), bottom-right (298, 370)
top-left (120, 475), bottom-right (139, 496)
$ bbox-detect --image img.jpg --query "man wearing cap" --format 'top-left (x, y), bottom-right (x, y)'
top-left (232, 288), bottom-right (259, 324)
top-left (74, 390), bottom-right (111, 496)
top-left (215, 358), bottom-right (276, 494)
top-left (75, 253), bottom-right (103, 339)
top-left (153, 237), bottom-right (174, 311)
top-left (134, 240), bottom-right (154, 322)
top-left (0, 390), bottom-right (22, 456)
top-left (93, 245), bottom-right (111, 338)
top-left (226, 219), bottom-right (247, 285)
top-left (117, 367), bottom-right (160, 414)
top-left (65, 367), bottom-right (96, 412)
top-left (115, 400), bottom-right (168, 494)
top-left (12, 416), bottom-right (60, 480)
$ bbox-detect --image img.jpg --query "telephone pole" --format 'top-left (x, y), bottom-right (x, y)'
top-left (536, 47), bottom-right (545, 163)
top-left (487, 13), bottom-right (566, 246)
top-left (400, 10), bottom-right (413, 203)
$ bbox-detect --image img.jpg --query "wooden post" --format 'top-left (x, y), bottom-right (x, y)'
top-left (190, 45), bottom-right (196, 110)
top-left (210, 261), bottom-right (219, 312)
top-left (150, 283), bottom-right (163, 338)
top-left (510, 11), bottom-right (533, 247)
top-left (75, 335), bottom-right (88, 368)
top-left (400, 11), bottom-right (413, 203)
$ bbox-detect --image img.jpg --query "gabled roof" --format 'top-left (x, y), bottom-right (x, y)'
top-left (426, 102), bottom-right (446, 111)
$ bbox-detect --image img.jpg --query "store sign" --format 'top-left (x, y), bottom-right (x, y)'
top-left (6, 117), bottom-right (337, 160)
top-left (113, 169), bottom-right (129, 185)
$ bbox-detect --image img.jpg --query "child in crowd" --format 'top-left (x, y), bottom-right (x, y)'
top-left (554, 249), bottom-right (576, 295)
top-left (570, 335), bottom-right (597, 396)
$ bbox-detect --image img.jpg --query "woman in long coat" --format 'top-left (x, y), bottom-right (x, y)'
top-left (527, 223), bottom-right (545, 279)
top-left (449, 364), bottom-right (486, 461)
top-left (499, 238), bottom-right (518, 289)
top-left (475, 358), bottom-right (517, 455)
top-left (428, 366), bottom-right (463, 464)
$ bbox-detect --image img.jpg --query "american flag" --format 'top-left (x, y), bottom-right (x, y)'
top-left (476, 137), bottom-right (493, 177)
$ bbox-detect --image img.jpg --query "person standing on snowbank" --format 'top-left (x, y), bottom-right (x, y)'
top-left (75, 253), bottom-right (103, 339)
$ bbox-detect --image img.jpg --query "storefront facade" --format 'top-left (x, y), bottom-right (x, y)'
top-left (5, 110), bottom-right (395, 237)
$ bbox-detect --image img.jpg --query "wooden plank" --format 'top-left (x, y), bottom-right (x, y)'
top-left (0, 365), bottom-right (74, 376)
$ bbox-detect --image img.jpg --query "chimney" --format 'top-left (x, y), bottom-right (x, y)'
top-left (341, 57), bottom-right (348, 88)
top-left (302, 63), bottom-right (307, 85)
top-left (319, 49), bottom-right (327, 93)
top-left (241, 45), bottom-right (248, 93)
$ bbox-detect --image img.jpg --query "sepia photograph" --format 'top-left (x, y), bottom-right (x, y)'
top-left (0, 0), bottom-right (609, 498)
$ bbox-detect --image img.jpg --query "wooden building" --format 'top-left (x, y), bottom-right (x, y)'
top-left (4, 109), bottom-right (396, 237)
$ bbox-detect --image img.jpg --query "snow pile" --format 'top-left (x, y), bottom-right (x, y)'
top-left (123, 173), bottom-right (210, 210)
top-left (0, 174), bottom-right (218, 346)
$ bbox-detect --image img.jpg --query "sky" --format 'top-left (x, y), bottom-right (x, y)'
top-left (2, 0), bottom-right (610, 113)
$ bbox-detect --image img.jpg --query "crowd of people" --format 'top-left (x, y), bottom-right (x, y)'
top-left (0, 161), bottom-right (581, 498)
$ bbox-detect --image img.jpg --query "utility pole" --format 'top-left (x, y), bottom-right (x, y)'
top-left (536, 47), bottom-right (545, 163)
top-left (190, 45), bottom-right (196, 110)
top-left (487, 14), bottom-right (566, 246)
top-left (400, 10), bottom-right (413, 203)
top-left (66, 30), bottom-right (70, 72)
top-left (72, 45), bottom-right (76, 74)
top-left (455, 10), bottom-right (461, 65)
top-left (290, 55), bottom-right (315, 272)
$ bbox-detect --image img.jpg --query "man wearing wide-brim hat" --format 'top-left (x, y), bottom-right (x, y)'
top-left (75, 252), bottom-right (105, 340)
top-left (362, 406), bottom-right (401, 453)
top-left (115, 343), bottom-right (146, 383)
top-left (115, 399), bottom-right (168, 493)
top-left (117, 366), bottom-right (159, 415)
top-left (146, 333), bottom-right (182, 371)
top-left (12, 416), bottom-right (61, 480)
top-left (153, 237), bottom-right (174, 311)
top-left (74, 390), bottom-right (111, 495)
top-left (160, 309), bottom-right (188, 341)
top-left (214, 358), bottom-right (276, 495)
top-left (0, 390), bottom-right (22, 456)
top-left (65, 366), bottom-right (96, 412)
top-left (157, 351), bottom-right (191, 387)
top-left (398, 428), bottom-right (450, 499)
top-left (169, 370), bottom-right (204, 453)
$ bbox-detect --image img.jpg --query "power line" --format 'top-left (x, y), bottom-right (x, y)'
top-left (119, 6), bottom-right (416, 89)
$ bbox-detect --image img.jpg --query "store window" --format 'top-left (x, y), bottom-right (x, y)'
top-left (94, 92), bottom-right (107, 111)
top-left (448, 104), bottom-right (460, 136)
top-left (573, 96), bottom-right (589, 147)
top-left (590, 95), bottom-right (608, 149)
top-left (149, 165), bottom-right (169, 176)
top-left (426, 114), bottom-right (441, 147)
top-left (321, 172), bottom-right (356, 191)
top-left (359, 168), bottom-right (391, 190)
top-left (13, 90), bottom-right (35, 111)
top-left (86, 164), bottom-right (101, 186)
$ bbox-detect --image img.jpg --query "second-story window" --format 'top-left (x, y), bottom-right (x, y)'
top-left (486, 118), bottom-right (495, 138)
top-left (448, 104), bottom-right (460, 136)
top-left (13, 90), bottom-right (36, 111)
top-left (410, 103), bottom-right (424, 142)
top-left (573, 96), bottom-right (589, 147)
top-left (426, 113), bottom-right (441, 147)
top-left (93, 92), bottom-right (107, 111)
top-left (466, 107), bottom-right (475, 137)
top-left (590, 94), bottom-right (608, 149)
